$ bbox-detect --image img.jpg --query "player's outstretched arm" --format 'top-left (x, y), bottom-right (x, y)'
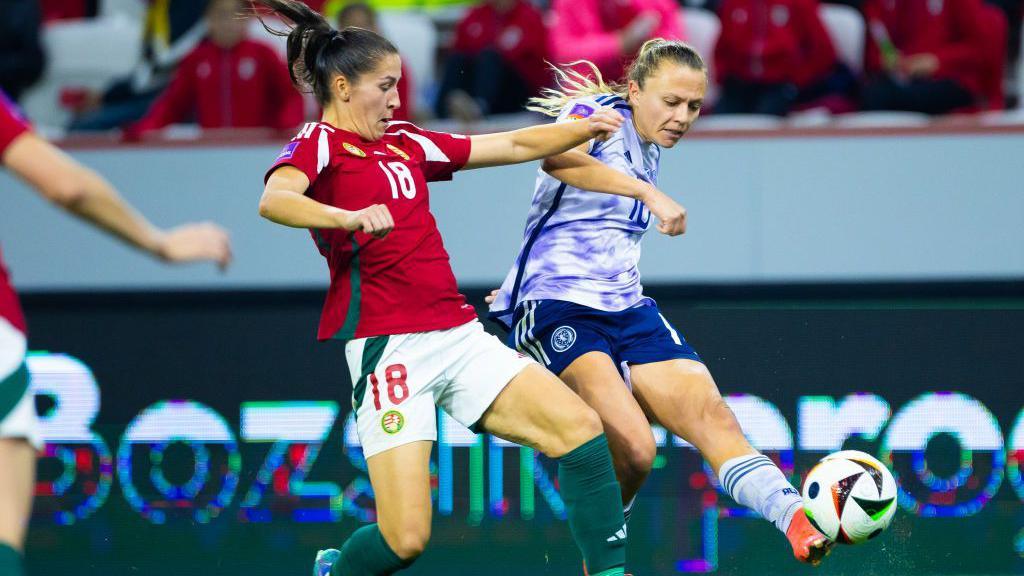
top-left (543, 147), bottom-right (687, 236)
top-left (260, 166), bottom-right (394, 238)
top-left (463, 108), bottom-right (624, 169)
top-left (3, 132), bottom-right (232, 268)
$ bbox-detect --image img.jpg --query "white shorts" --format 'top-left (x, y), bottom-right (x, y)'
top-left (0, 317), bottom-right (42, 450)
top-left (346, 319), bottom-right (534, 459)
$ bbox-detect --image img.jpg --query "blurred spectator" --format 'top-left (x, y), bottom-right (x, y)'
top-left (124, 0), bottom-right (302, 138)
top-left (862, 0), bottom-right (989, 114)
top-left (0, 0), bottom-right (46, 102)
top-left (713, 0), bottom-right (843, 116)
top-left (40, 0), bottom-right (97, 22)
top-left (336, 2), bottom-right (414, 122)
top-left (435, 0), bottom-right (547, 121)
top-left (548, 0), bottom-right (684, 82)
top-left (984, 0), bottom-right (1023, 67)
top-left (69, 0), bottom-right (208, 131)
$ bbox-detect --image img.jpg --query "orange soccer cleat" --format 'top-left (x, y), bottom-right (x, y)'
top-left (786, 509), bottom-right (833, 566)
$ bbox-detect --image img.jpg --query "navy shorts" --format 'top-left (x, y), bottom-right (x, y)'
top-left (506, 299), bottom-right (702, 378)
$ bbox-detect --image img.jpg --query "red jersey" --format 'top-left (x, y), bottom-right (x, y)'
top-left (265, 121), bottom-right (476, 341)
top-left (863, 0), bottom-right (987, 96)
top-left (452, 0), bottom-right (548, 94)
top-left (714, 0), bottom-right (837, 88)
top-left (0, 92), bottom-right (30, 334)
top-left (130, 38), bottom-right (303, 135)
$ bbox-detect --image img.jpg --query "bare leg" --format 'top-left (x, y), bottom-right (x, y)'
top-left (559, 352), bottom-right (655, 504)
top-left (0, 438), bottom-right (34, 553)
top-left (322, 440), bottom-right (433, 575)
top-left (629, 359), bottom-right (830, 564)
top-left (477, 363), bottom-right (627, 576)
top-left (628, 359), bottom-right (754, 472)
top-left (365, 441), bottom-right (434, 561)
top-left (476, 363), bottom-right (603, 456)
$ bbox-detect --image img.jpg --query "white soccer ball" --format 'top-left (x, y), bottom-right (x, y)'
top-left (801, 450), bottom-right (898, 544)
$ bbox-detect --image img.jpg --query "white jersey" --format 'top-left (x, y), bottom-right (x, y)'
top-left (489, 94), bottom-right (659, 329)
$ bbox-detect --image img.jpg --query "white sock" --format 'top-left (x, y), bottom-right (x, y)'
top-left (718, 454), bottom-right (803, 534)
top-left (623, 495), bottom-right (636, 525)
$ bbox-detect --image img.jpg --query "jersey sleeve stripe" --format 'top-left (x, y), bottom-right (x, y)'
top-left (316, 128), bottom-right (330, 174)
top-left (395, 129), bottom-right (451, 163)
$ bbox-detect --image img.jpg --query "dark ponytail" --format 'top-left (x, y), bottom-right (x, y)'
top-left (252, 0), bottom-right (398, 105)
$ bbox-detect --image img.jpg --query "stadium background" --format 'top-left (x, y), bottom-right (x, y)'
top-left (2, 0), bottom-right (1023, 575)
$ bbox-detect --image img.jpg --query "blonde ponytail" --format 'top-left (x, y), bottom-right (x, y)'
top-left (526, 39), bottom-right (706, 117)
top-left (526, 60), bottom-right (626, 117)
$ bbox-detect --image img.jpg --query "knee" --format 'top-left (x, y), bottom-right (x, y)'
top-left (700, 396), bottom-right (744, 437)
top-left (613, 437), bottom-right (655, 487)
top-left (547, 403), bottom-right (604, 458)
top-left (385, 524), bottom-right (431, 562)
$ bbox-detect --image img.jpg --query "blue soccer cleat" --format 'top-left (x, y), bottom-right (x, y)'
top-left (313, 548), bottom-right (341, 576)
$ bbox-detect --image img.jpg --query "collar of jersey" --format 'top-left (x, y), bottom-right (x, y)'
top-left (317, 120), bottom-right (386, 144)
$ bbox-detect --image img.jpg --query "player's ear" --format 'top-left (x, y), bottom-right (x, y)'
top-left (628, 79), bottom-right (641, 105)
top-left (334, 75), bottom-right (351, 102)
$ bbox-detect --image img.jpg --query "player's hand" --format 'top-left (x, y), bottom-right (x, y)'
top-left (156, 222), bottom-right (232, 270)
top-left (640, 186), bottom-right (687, 236)
top-left (902, 53), bottom-right (939, 78)
top-left (586, 108), bottom-right (624, 142)
top-left (484, 289), bottom-right (499, 305)
top-left (342, 204), bottom-right (394, 239)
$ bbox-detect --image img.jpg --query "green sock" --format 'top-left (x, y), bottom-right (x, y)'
top-left (0, 543), bottom-right (25, 576)
top-left (331, 524), bottom-right (412, 576)
top-left (558, 434), bottom-right (626, 576)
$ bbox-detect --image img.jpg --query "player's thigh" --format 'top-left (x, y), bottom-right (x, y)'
top-left (629, 359), bottom-right (743, 443)
top-left (0, 393), bottom-right (40, 550)
top-left (0, 439), bottom-right (34, 551)
top-left (560, 352), bottom-right (655, 474)
top-left (476, 363), bottom-right (602, 458)
top-left (365, 440), bottom-right (434, 558)
top-left (436, 320), bottom-right (601, 458)
top-left (0, 319), bottom-right (38, 550)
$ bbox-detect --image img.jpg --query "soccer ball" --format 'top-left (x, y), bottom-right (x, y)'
top-left (801, 450), bottom-right (898, 544)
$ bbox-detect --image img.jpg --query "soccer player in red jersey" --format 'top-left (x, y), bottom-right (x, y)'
top-left (255, 2), bottom-right (630, 575)
top-left (0, 91), bottom-right (232, 576)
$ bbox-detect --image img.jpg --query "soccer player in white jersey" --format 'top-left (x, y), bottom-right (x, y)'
top-left (488, 39), bottom-right (832, 566)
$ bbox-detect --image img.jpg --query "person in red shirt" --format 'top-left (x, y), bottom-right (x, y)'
top-left (126, 0), bottom-right (303, 138)
top-left (862, 0), bottom-right (988, 114)
top-left (336, 2), bottom-right (414, 122)
top-left (547, 0), bottom-right (685, 85)
top-left (0, 90), bottom-right (230, 576)
top-left (255, 2), bottom-right (633, 576)
top-left (435, 0), bottom-right (547, 120)
top-left (713, 0), bottom-right (838, 116)
top-left (39, 0), bottom-right (94, 22)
